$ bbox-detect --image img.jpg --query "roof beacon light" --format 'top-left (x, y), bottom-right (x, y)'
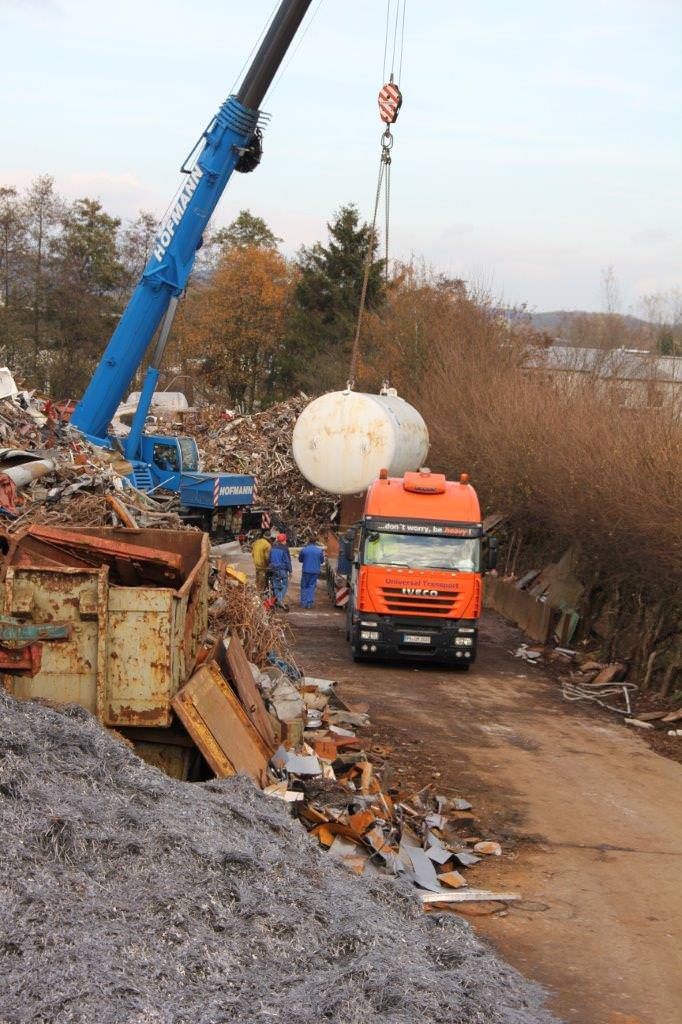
top-left (460, 472), bottom-right (470, 485)
top-left (379, 468), bottom-right (388, 480)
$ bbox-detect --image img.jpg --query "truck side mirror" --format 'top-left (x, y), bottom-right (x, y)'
top-left (487, 536), bottom-right (499, 571)
top-left (342, 527), bottom-right (356, 562)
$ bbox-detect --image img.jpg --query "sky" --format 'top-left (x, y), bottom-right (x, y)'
top-left (1, 0), bottom-right (681, 312)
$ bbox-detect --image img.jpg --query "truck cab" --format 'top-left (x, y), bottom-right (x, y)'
top-left (346, 469), bottom-right (496, 666)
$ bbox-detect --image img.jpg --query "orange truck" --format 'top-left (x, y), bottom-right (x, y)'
top-left (342, 469), bottom-right (497, 666)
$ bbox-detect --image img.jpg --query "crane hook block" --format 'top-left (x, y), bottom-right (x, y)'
top-left (378, 82), bottom-right (402, 124)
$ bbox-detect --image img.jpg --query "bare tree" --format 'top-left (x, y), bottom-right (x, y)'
top-left (118, 210), bottom-right (158, 295)
top-left (22, 176), bottom-right (64, 377)
top-left (0, 186), bottom-right (27, 365)
top-left (601, 265), bottom-right (621, 316)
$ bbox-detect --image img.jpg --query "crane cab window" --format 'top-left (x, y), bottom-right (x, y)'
top-left (178, 437), bottom-right (199, 472)
top-left (152, 442), bottom-right (180, 473)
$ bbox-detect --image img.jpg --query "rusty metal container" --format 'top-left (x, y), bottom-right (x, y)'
top-left (2, 528), bottom-right (209, 728)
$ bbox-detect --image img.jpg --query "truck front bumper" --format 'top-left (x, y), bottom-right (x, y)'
top-left (350, 613), bottom-right (478, 664)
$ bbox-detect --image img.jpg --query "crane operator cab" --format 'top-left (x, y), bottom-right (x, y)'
top-left (133, 432), bottom-right (254, 539)
top-left (139, 434), bottom-right (200, 485)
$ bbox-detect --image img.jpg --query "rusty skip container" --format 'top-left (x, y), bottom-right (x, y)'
top-left (2, 527), bottom-right (209, 728)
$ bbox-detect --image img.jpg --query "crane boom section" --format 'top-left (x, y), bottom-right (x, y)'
top-left (70, 98), bottom-right (260, 441)
top-left (71, 0), bottom-right (312, 443)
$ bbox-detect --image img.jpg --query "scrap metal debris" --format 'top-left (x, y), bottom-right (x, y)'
top-left (175, 395), bottom-right (339, 536)
top-left (511, 639), bottom-right (641, 717)
top-left (192, 643), bottom-right (511, 904)
top-left (3, 513), bottom-right (506, 914)
top-left (511, 639), bottom-right (682, 729)
top-left (0, 391), bottom-right (186, 533)
top-left (208, 562), bottom-right (294, 666)
top-left (0, 691), bottom-right (558, 1024)
top-left (0, 380), bottom-right (556, 1020)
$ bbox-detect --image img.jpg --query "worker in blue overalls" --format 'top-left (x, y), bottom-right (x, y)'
top-left (298, 536), bottom-right (326, 609)
top-left (268, 533), bottom-right (292, 609)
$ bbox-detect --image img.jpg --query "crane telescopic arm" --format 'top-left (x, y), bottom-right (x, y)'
top-left (71, 0), bottom-right (312, 445)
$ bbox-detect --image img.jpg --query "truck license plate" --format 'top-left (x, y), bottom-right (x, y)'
top-left (403, 634), bottom-right (431, 644)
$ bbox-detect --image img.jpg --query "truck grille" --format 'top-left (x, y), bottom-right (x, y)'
top-left (380, 587), bottom-right (458, 616)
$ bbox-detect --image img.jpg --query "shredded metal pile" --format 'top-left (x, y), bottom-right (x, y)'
top-left (188, 396), bottom-right (338, 536)
top-left (0, 692), bottom-right (558, 1024)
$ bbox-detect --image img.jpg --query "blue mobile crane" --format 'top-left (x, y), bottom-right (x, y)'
top-left (70, 0), bottom-right (313, 535)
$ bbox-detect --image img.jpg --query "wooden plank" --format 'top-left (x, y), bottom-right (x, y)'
top-left (420, 890), bottom-right (521, 905)
top-left (172, 662), bottom-right (270, 784)
top-left (219, 634), bottom-right (276, 750)
top-left (105, 494), bottom-right (137, 528)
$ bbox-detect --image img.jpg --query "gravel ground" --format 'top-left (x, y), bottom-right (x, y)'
top-left (0, 692), bottom-right (559, 1024)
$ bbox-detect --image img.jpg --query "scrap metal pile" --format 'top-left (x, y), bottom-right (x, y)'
top-left (208, 564), bottom-right (294, 666)
top-left (0, 503), bottom-right (512, 910)
top-left (0, 391), bottom-right (185, 533)
top-left (0, 388), bottom-right (552, 1021)
top-left (238, 651), bottom-right (514, 909)
top-left (185, 395), bottom-right (339, 535)
top-left (181, 566), bottom-right (516, 909)
top-left (0, 690), bottom-right (558, 1024)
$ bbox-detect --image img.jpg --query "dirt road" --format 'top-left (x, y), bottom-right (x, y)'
top-left (287, 591), bottom-right (682, 1024)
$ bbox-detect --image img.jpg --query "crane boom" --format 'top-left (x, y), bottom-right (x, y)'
top-left (71, 0), bottom-right (312, 442)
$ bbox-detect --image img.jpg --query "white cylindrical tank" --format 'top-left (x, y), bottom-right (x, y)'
top-left (292, 389), bottom-right (429, 495)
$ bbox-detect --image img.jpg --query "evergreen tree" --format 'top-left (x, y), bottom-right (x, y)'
top-left (280, 204), bottom-right (385, 393)
top-left (48, 198), bottom-right (125, 394)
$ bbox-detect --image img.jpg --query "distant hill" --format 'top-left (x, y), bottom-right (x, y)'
top-left (530, 311), bottom-right (651, 335)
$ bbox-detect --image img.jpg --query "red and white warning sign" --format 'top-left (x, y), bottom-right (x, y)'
top-left (378, 81), bottom-right (403, 124)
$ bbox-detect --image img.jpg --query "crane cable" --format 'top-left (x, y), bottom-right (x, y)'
top-left (347, 0), bottom-right (406, 390)
top-left (347, 132), bottom-right (393, 389)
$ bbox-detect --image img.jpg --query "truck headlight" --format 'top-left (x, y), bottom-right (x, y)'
top-left (454, 636), bottom-right (474, 647)
top-left (360, 630), bottom-right (380, 641)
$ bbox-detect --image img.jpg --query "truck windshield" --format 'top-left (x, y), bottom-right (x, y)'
top-left (363, 532), bottom-right (480, 572)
